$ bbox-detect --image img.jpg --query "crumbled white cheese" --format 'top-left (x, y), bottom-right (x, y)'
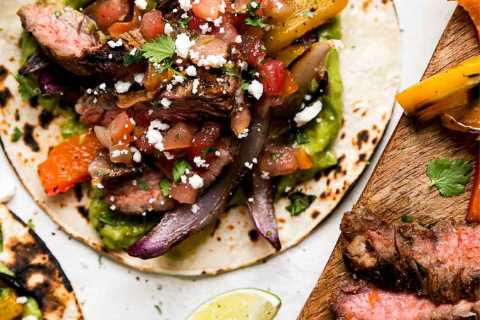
top-left (214, 150), bottom-right (221, 157)
top-left (234, 35), bottom-right (242, 43)
top-left (179, 0), bottom-right (192, 11)
top-left (189, 174), bottom-right (204, 189)
top-left (250, 1), bottom-right (258, 8)
top-left (16, 297), bottom-right (28, 304)
top-left (110, 204), bottom-right (117, 211)
top-left (193, 156), bottom-right (209, 168)
top-left (197, 54), bottom-right (227, 68)
top-left (199, 23), bottom-right (210, 34)
top-left (191, 204), bottom-right (200, 213)
top-left (304, 94), bottom-right (312, 101)
top-left (130, 47), bottom-right (138, 55)
top-left (115, 80), bottom-right (132, 93)
top-left (134, 73), bottom-right (145, 84)
top-left (98, 83), bottom-right (107, 90)
top-left (219, 27), bottom-right (225, 33)
top-left (107, 39), bottom-right (123, 48)
top-left (181, 175), bottom-right (188, 183)
top-left (135, 0), bottom-right (148, 10)
top-left (238, 128), bottom-right (249, 139)
top-left (247, 197), bottom-right (254, 203)
top-left (164, 151), bottom-right (175, 160)
top-left (146, 120), bottom-right (170, 151)
top-left (219, 0), bottom-right (226, 12)
top-left (294, 100), bottom-right (323, 127)
top-left (173, 75), bottom-right (185, 84)
top-left (175, 33), bottom-right (194, 58)
top-left (108, 53), bottom-right (113, 59)
top-left (185, 65), bottom-right (197, 77)
top-left (148, 198), bottom-right (156, 204)
top-left (176, 58), bottom-right (183, 64)
top-left (160, 98), bottom-right (172, 108)
top-left (238, 61), bottom-right (248, 71)
top-left (97, 183), bottom-right (105, 189)
top-left (192, 79), bottom-right (200, 94)
top-left (261, 171), bottom-right (270, 179)
top-left (164, 23), bottom-right (174, 35)
top-left (252, 157), bottom-right (258, 164)
top-left (0, 178), bottom-right (16, 203)
top-left (213, 16), bottom-right (223, 27)
top-left (86, 88), bottom-right (93, 94)
top-left (131, 147), bottom-right (142, 163)
top-left (248, 80), bottom-right (263, 100)
top-left (244, 161), bottom-right (253, 169)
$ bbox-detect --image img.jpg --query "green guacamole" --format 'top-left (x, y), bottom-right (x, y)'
top-left (88, 189), bottom-right (160, 250)
top-left (277, 28), bottom-right (344, 196)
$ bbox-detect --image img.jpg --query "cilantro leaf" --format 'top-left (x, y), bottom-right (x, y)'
top-left (123, 49), bottom-right (144, 67)
top-left (142, 35), bottom-right (176, 65)
top-left (426, 158), bottom-right (473, 197)
top-left (172, 160), bottom-right (192, 183)
top-left (286, 192), bottom-right (315, 216)
top-left (178, 16), bottom-right (192, 29)
top-left (15, 74), bottom-right (41, 101)
top-left (295, 132), bottom-right (309, 145)
top-left (137, 178), bottom-right (150, 191)
top-left (160, 178), bottom-right (170, 196)
top-left (202, 147), bottom-right (217, 156)
top-left (245, 16), bottom-right (268, 29)
top-left (11, 127), bottom-right (23, 142)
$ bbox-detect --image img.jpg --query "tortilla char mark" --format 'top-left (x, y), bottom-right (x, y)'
top-left (342, 207), bottom-right (480, 304)
top-left (4, 212), bottom-right (82, 319)
top-left (18, 4), bottom-right (101, 75)
top-left (331, 281), bottom-right (480, 320)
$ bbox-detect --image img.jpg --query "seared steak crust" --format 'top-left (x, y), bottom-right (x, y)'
top-left (18, 4), bottom-right (101, 75)
top-left (342, 208), bottom-right (480, 303)
top-left (106, 170), bottom-right (175, 215)
top-left (331, 281), bottom-right (480, 320)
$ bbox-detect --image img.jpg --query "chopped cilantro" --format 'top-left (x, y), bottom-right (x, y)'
top-left (178, 16), bottom-right (192, 29)
top-left (160, 178), bottom-right (170, 196)
top-left (15, 74), bottom-right (41, 101)
top-left (123, 49), bottom-right (144, 67)
top-left (137, 178), bottom-right (150, 191)
top-left (27, 218), bottom-right (35, 230)
top-left (142, 35), bottom-right (176, 65)
top-left (202, 147), bottom-right (217, 156)
top-left (286, 192), bottom-right (315, 216)
top-left (11, 127), bottom-right (23, 142)
top-left (401, 214), bottom-right (414, 223)
top-left (295, 132), bottom-right (309, 145)
top-left (245, 16), bottom-right (268, 29)
top-left (172, 160), bottom-right (192, 183)
top-left (241, 81), bottom-right (250, 91)
top-left (426, 158), bottom-right (473, 197)
top-left (154, 303), bottom-right (162, 315)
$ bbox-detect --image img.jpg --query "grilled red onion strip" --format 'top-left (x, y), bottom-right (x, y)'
top-left (128, 110), bottom-right (271, 259)
top-left (247, 168), bottom-right (281, 250)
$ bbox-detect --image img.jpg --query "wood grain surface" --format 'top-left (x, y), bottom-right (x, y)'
top-left (298, 6), bottom-right (480, 320)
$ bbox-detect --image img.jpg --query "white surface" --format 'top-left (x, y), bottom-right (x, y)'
top-left (0, 1), bottom-right (457, 319)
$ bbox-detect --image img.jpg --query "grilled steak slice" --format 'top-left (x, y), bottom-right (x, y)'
top-left (89, 152), bottom-right (143, 180)
top-left (342, 208), bottom-right (480, 303)
top-left (75, 92), bottom-right (121, 127)
top-left (105, 170), bottom-right (175, 215)
top-left (198, 147), bottom-right (234, 188)
top-left (331, 281), bottom-right (480, 320)
top-left (18, 4), bottom-right (101, 75)
top-left (160, 73), bottom-right (239, 112)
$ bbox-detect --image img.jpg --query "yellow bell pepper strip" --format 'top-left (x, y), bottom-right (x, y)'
top-left (264, 0), bottom-right (347, 53)
top-left (396, 55), bottom-right (480, 116)
top-left (415, 90), bottom-right (470, 122)
top-left (459, 0), bottom-right (480, 41)
top-left (274, 44), bottom-right (307, 66)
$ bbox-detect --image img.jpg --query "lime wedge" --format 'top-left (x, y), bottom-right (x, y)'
top-left (186, 288), bottom-right (281, 320)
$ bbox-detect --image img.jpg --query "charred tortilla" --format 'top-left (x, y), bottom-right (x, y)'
top-left (0, 0), bottom-right (401, 275)
top-left (0, 205), bottom-right (83, 319)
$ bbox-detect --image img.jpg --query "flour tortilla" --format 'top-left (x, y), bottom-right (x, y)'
top-left (0, 205), bottom-right (83, 319)
top-left (0, 0), bottom-right (401, 275)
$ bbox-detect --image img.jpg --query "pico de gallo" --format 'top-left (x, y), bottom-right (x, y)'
top-left (15, 0), bottom-right (346, 256)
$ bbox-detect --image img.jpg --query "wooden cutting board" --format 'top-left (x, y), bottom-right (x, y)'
top-left (298, 6), bottom-right (480, 320)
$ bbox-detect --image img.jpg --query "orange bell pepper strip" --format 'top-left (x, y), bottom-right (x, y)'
top-left (295, 148), bottom-right (314, 170)
top-left (467, 142), bottom-right (480, 222)
top-left (38, 133), bottom-right (103, 196)
top-left (459, 0), bottom-right (480, 41)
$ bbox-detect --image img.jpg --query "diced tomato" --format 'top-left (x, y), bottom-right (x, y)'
top-left (295, 148), bottom-right (313, 170)
top-left (187, 123), bottom-right (222, 158)
top-left (170, 183), bottom-right (199, 204)
top-left (188, 15), bottom-right (207, 32)
top-left (38, 134), bottom-right (103, 196)
top-left (259, 146), bottom-right (298, 176)
top-left (109, 112), bottom-right (135, 145)
top-left (108, 8), bottom-right (140, 37)
top-left (192, 0), bottom-right (223, 20)
top-left (163, 123), bottom-right (195, 150)
top-left (88, 0), bottom-right (130, 31)
top-left (140, 10), bottom-right (165, 40)
top-left (260, 59), bottom-right (287, 97)
top-left (240, 29), bottom-right (266, 67)
top-left (214, 22), bottom-right (238, 44)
